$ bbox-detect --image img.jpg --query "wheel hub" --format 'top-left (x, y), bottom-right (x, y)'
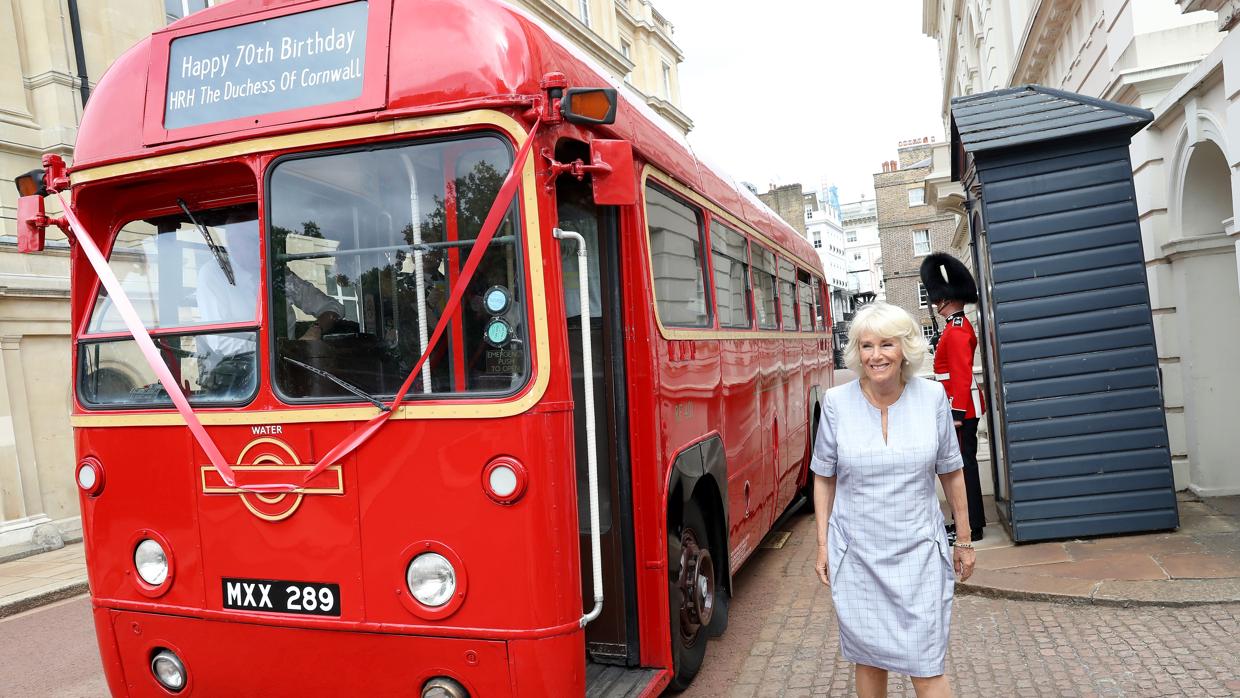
top-left (678, 527), bottom-right (715, 643)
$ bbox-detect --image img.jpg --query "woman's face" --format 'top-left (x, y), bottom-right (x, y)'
top-left (857, 331), bottom-right (904, 385)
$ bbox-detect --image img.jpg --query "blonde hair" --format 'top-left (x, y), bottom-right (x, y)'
top-left (843, 302), bottom-right (928, 382)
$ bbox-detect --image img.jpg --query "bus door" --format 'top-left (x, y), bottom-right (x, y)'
top-left (554, 144), bottom-right (640, 667)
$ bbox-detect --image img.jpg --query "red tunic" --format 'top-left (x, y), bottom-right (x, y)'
top-left (933, 311), bottom-right (985, 421)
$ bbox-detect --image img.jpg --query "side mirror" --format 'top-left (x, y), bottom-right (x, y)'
top-left (16, 195), bottom-right (47, 253)
top-left (589, 139), bottom-right (637, 206)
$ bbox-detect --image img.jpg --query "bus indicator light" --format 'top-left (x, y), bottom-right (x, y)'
top-left (482, 457), bottom-right (527, 505)
top-left (562, 88), bottom-right (617, 125)
top-left (76, 458), bottom-right (105, 497)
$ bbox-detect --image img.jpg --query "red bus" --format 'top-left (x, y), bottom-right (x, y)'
top-left (15, 0), bottom-right (833, 695)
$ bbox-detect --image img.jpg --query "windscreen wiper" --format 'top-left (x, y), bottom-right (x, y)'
top-left (281, 356), bottom-right (390, 412)
top-left (177, 198), bottom-right (235, 286)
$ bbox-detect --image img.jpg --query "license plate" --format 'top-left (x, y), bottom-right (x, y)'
top-left (222, 577), bottom-right (341, 617)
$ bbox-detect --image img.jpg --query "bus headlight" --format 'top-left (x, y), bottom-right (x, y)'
top-left (406, 553), bottom-right (456, 607)
top-left (422, 676), bottom-right (469, 698)
top-left (134, 539), bottom-right (169, 586)
top-left (150, 649), bottom-right (186, 692)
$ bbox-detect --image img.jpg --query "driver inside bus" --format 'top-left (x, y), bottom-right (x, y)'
top-left (197, 212), bottom-right (344, 392)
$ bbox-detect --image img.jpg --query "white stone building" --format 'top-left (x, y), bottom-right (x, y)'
top-left (924, 0), bottom-right (1240, 496)
top-left (804, 200), bottom-right (850, 322)
top-left (839, 197), bottom-right (885, 309)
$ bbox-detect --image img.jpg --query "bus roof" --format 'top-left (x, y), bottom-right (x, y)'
top-left (73, 0), bottom-right (818, 271)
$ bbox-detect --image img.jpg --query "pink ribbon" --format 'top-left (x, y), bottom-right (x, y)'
top-left (62, 116), bottom-right (543, 494)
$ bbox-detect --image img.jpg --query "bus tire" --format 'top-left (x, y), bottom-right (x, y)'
top-left (667, 499), bottom-right (716, 691)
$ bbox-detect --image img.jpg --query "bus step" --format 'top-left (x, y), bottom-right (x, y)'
top-left (585, 662), bottom-right (660, 697)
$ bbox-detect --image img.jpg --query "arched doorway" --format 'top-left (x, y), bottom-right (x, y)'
top-left (1171, 138), bottom-right (1240, 494)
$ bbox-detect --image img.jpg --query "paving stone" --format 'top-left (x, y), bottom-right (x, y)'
top-left (974, 541), bottom-right (1072, 570)
top-left (1019, 553), bottom-right (1170, 581)
top-left (1156, 552), bottom-right (1240, 579)
top-left (959, 568), bottom-right (1099, 600)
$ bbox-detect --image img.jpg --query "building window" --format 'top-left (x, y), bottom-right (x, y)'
top-left (661, 63), bottom-right (672, 100)
top-left (846, 230), bottom-right (857, 243)
top-left (918, 282), bottom-right (929, 308)
top-left (922, 324), bottom-right (936, 343)
top-left (166, 0), bottom-right (211, 22)
top-left (620, 38), bottom-right (632, 60)
top-left (812, 233), bottom-right (822, 249)
top-left (578, 0), bottom-right (591, 26)
top-left (646, 183), bottom-right (711, 327)
top-left (912, 229), bottom-right (930, 256)
top-left (853, 252), bottom-right (862, 262)
top-left (908, 187), bottom-right (926, 207)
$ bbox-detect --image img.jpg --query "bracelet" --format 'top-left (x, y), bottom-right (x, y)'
top-left (953, 542), bottom-right (974, 549)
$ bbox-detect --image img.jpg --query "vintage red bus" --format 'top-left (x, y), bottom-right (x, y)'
top-left (15, 0), bottom-right (833, 695)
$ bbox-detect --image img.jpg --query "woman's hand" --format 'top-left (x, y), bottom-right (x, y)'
top-left (953, 545), bottom-right (976, 581)
top-left (815, 544), bottom-right (830, 586)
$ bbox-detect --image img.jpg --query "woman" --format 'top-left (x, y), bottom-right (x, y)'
top-left (811, 302), bottom-right (975, 698)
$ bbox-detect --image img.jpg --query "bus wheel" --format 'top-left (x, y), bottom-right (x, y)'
top-left (668, 501), bottom-right (715, 691)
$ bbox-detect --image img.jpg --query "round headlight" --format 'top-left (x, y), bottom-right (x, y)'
top-left (150, 649), bottom-right (186, 692)
top-left (422, 676), bottom-right (469, 698)
top-left (406, 553), bottom-right (456, 607)
top-left (134, 539), bottom-right (168, 586)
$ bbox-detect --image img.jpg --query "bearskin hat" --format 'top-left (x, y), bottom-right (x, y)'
top-left (919, 252), bottom-right (978, 304)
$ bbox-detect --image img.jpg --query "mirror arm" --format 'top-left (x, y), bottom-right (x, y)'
top-left (540, 149), bottom-right (612, 191)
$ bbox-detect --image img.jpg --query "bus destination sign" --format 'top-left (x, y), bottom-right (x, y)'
top-left (164, 1), bottom-right (368, 130)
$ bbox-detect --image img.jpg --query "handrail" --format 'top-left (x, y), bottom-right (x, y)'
top-left (555, 227), bottom-right (603, 628)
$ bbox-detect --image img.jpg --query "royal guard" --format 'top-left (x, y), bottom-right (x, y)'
top-left (920, 252), bottom-right (986, 542)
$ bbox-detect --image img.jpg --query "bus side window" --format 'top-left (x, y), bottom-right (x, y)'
top-left (645, 182), bottom-right (712, 328)
top-left (751, 245), bottom-right (779, 330)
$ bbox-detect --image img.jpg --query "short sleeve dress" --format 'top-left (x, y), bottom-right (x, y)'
top-left (810, 377), bottom-right (964, 677)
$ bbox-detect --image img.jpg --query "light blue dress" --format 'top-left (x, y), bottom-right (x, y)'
top-left (810, 377), bottom-right (964, 677)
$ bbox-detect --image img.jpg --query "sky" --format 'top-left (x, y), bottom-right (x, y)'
top-left (652, 1), bottom-right (947, 204)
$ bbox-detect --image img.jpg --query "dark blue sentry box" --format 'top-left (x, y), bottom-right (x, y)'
top-left (950, 85), bottom-right (1179, 543)
top-left (165, 1), bottom-right (368, 130)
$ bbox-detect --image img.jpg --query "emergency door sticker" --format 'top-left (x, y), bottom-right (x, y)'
top-left (201, 437), bottom-right (343, 522)
top-left (165, 1), bottom-right (368, 130)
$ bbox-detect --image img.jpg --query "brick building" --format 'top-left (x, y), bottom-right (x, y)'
top-left (756, 183), bottom-right (810, 237)
top-left (873, 138), bottom-right (972, 351)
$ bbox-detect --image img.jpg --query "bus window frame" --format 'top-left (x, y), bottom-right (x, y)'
top-left (76, 200), bottom-right (266, 340)
top-left (642, 179), bottom-right (714, 330)
top-left (707, 217), bottom-right (754, 331)
top-left (74, 197), bottom-right (266, 410)
top-left (636, 164), bottom-right (828, 340)
top-left (776, 257), bottom-right (797, 332)
top-left (750, 242), bottom-right (780, 331)
top-left (76, 327), bottom-right (262, 409)
top-left (261, 130), bottom-right (532, 407)
top-left (796, 268), bottom-right (814, 333)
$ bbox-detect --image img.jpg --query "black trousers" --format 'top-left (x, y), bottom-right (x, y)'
top-left (956, 418), bottom-right (986, 531)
